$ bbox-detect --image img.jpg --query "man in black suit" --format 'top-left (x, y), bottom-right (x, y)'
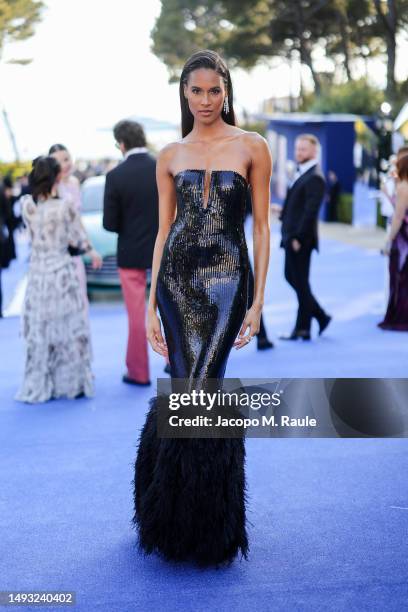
top-left (103, 120), bottom-right (159, 384)
top-left (279, 133), bottom-right (331, 340)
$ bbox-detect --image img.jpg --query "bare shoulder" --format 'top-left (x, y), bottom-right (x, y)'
top-left (241, 130), bottom-right (269, 158)
top-left (396, 180), bottom-right (408, 196)
top-left (240, 131), bottom-right (271, 171)
top-left (241, 130), bottom-right (267, 145)
top-left (156, 141), bottom-right (182, 172)
top-left (157, 141), bottom-right (181, 163)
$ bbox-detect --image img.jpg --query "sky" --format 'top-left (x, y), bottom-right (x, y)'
top-left (0, 0), bottom-right (406, 162)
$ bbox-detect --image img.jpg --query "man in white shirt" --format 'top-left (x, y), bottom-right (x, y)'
top-left (279, 133), bottom-right (331, 340)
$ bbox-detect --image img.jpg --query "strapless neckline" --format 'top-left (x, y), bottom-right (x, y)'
top-left (173, 168), bottom-right (248, 186)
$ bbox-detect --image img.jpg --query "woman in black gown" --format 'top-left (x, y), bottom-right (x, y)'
top-left (378, 153), bottom-right (408, 330)
top-left (132, 50), bottom-right (272, 567)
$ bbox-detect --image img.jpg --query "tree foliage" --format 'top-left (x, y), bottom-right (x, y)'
top-left (152, 0), bottom-right (408, 100)
top-left (0, 0), bottom-right (44, 62)
top-left (306, 78), bottom-right (384, 114)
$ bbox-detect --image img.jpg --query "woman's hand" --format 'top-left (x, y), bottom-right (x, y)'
top-left (89, 249), bottom-right (103, 269)
top-left (381, 239), bottom-right (392, 256)
top-left (270, 203), bottom-right (282, 217)
top-left (234, 304), bottom-right (262, 350)
top-left (147, 307), bottom-right (168, 357)
top-left (291, 238), bottom-right (302, 252)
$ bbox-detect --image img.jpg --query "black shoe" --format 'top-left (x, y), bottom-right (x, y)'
top-left (279, 330), bottom-right (311, 341)
top-left (122, 374), bottom-right (151, 386)
top-left (318, 314), bottom-right (332, 335)
top-left (257, 337), bottom-right (274, 350)
top-left (74, 391), bottom-right (85, 399)
top-left (164, 363), bottom-right (171, 374)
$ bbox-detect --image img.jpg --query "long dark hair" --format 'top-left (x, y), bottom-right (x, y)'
top-left (29, 156), bottom-right (61, 202)
top-left (179, 49), bottom-right (236, 138)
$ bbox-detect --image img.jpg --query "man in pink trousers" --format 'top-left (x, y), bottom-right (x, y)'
top-left (103, 120), bottom-right (159, 385)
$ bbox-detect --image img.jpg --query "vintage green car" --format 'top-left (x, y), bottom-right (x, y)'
top-left (80, 175), bottom-right (120, 289)
top-left (80, 175), bottom-right (152, 290)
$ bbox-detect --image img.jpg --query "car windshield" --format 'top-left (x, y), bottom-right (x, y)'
top-left (81, 180), bottom-right (105, 213)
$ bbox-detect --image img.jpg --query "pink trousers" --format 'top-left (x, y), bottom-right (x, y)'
top-left (119, 268), bottom-right (150, 383)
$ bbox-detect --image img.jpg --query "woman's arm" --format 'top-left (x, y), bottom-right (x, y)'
top-left (235, 133), bottom-right (272, 349)
top-left (65, 197), bottom-right (102, 268)
top-left (146, 144), bottom-right (178, 356)
top-left (248, 134), bottom-right (272, 308)
top-left (388, 182), bottom-right (408, 242)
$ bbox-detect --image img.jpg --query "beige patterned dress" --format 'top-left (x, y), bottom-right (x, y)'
top-left (15, 195), bottom-right (94, 403)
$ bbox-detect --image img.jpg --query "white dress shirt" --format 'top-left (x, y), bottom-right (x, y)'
top-left (124, 146), bottom-right (148, 159)
top-left (291, 158), bottom-right (319, 186)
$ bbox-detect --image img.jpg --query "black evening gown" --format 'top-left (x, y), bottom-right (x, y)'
top-left (132, 169), bottom-right (251, 567)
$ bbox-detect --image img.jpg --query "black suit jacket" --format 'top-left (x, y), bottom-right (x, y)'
top-left (280, 164), bottom-right (326, 251)
top-left (103, 153), bottom-right (159, 269)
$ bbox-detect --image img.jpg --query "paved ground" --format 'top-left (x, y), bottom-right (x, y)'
top-left (2, 220), bottom-right (405, 379)
top-left (319, 220), bottom-right (386, 250)
top-left (1, 221), bottom-right (407, 612)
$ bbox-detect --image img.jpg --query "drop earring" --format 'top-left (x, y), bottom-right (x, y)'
top-left (223, 96), bottom-right (229, 114)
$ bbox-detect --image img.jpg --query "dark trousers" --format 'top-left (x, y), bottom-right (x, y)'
top-left (284, 245), bottom-right (326, 332)
top-left (247, 260), bottom-right (267, 340)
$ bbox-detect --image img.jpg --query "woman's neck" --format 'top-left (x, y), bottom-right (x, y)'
top-left (187, 117), bottom-right (231, 143)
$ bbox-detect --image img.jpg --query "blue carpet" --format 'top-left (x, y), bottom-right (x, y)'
top-left (1, 229), bottom-right (407, 611)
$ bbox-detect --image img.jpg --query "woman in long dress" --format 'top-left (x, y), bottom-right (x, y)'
top-left (132, 50), bottom-right (272, 567)
top-left (15, 156), bottom-right (101, 404)
top-left (49, 144), bottom-right (88, 302)
top-left (378, 153), bottom-right (408, 331)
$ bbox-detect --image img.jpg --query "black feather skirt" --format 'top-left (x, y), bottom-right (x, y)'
top-left (132, 394), bottom-right (249, 568)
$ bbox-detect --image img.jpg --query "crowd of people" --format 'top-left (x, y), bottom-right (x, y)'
top-left (0, 175), bottom-right (24, 317)
top-left (1, 124), bottom-right (408, 404)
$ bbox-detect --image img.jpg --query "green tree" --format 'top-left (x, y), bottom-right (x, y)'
top-left (0, 1), bottom-right (44, 160)
top-left (151, 0), bottom-right (334, 92)
top-left (0, 0), bottom-right (44, 61)
top-left (152, 0), bottom-right (407, 101)
top-left (372, 0), bottom-right (408, 101)
top-left (306, 78), bottom-right (384, 115)
top-left (322, 0), bottom-right (382, 81)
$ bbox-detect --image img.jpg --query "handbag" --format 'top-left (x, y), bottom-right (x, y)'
top-left (68, 244), bottom-right (89, 256)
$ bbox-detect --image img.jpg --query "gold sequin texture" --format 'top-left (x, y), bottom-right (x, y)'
top-left (156, 169), bottom-right (250, 389)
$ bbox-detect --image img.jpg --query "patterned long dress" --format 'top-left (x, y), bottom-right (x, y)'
top-left (15, 195), bottom-right (94, 403)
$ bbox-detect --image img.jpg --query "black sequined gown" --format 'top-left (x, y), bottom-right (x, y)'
top-left (132, 169), bottom-right (250, 567)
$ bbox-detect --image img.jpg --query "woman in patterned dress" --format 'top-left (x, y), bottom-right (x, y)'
top-left (15, 156), bottom-right (102, 404)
